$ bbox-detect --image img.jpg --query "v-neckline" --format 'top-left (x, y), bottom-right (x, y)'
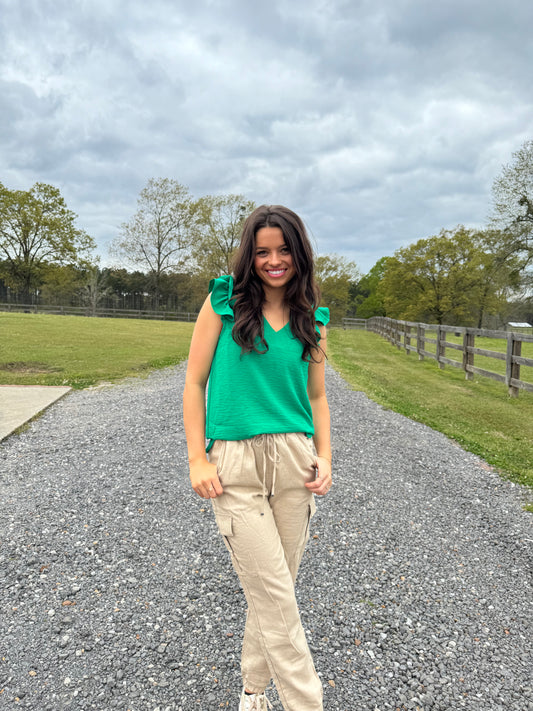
top-left (264, 316), bottom-right (290, 334)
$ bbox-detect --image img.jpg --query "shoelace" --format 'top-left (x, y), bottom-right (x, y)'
top-left (246, 692), bottom-right (273, 711)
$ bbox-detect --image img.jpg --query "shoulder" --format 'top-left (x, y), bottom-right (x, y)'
top-left (209, 275), bottom-right (235, 320)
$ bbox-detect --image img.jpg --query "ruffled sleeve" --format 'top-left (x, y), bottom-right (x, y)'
top-left (209, 275), bottom-right (235, 321)
top-left (315, 307), bottom-right (330, 326)
top-left (314, 306), bottom-right (330, 339)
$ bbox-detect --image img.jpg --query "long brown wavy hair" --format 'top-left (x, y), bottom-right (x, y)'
top-left (231, 205), bottom-right (322, 362)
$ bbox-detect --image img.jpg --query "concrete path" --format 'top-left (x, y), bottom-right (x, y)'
top-left (0, 385), bottom-right (71, 440)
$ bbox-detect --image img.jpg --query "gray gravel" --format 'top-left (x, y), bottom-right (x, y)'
top-left (0, 363), bottom-right (531, 711)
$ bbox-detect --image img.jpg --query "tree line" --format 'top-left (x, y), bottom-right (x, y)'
top-left (1, 139), bottom-right (532, 326)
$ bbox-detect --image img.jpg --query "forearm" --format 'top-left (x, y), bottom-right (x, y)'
top-left (183, 381), bottom-right (209, 464)
top-left (310, 394), bottom-right (331, 461)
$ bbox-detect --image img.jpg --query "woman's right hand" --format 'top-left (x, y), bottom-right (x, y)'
top-left (189, 460), bottom-right (224, 499)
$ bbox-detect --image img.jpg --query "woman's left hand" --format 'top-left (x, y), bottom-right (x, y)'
top-left (305, 456), bottom-right (332, 496)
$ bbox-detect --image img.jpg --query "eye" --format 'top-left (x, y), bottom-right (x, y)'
top-left (256, 250), bottom-right (268, 257)
top-left (281, 246), bottom-right (290, 254)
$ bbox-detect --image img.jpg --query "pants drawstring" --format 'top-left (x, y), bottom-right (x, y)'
top-left (253, 434), bottom-right (280, 513)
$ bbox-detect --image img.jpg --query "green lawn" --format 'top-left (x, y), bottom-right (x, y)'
top-left (411, 329), bottom-right (533, 382)
top-left (328, 329), bottom-right (533, 494)
top-left (0, 312), bottom-right (194, 388)
top-left (2, 313), bottom-right (531, 502)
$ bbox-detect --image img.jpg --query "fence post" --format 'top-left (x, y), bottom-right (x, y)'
top-left (404, 324), bottom-right (411, 354)
top-left (417, 324), bottom-right (424, 360)
top-left (463, 329), bottom-right (474, 381)
top-left (506, 333), bottom-right (521, 398)
top-left (436, 326), bottom-right (444, 369)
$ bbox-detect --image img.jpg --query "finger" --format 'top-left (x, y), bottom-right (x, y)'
top-left (204, 479), bottom-right (223, 498)
top-left (211, 478), bottom-right (224, 496)
top-left (197, 485), bottom-right (210, 499)
top-left (305, 478), bottom-right (325, 491)
top-left (306, 478), bottom-right (331, 495)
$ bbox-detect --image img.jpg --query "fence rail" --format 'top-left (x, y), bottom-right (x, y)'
top-left (367, 316), bottom-right (533, 398)
top-left (342, 318), bottom-right (368, 330)
top-left (5, 304), bottom-right (532, 396)
top-left (0, 303), bottom-right (198, 322)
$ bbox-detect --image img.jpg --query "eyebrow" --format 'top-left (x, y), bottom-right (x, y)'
top-left (255, 242), bottom-right (287, 250)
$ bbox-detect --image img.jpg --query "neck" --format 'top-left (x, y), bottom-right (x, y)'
top-left (262, 285), bottom-right (286, 308)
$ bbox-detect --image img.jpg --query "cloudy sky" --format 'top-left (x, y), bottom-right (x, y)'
top-left (1, 0), bottom-right (532, 272)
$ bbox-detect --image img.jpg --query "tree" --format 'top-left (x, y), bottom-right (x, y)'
top-left (39, 263), bottom-right (87, 305)
top-left (492, 139), bottom-right (533, 230)
top-left (491, 139), bottom-right (533, 277)
top-left (106, 268), bottom-right (149, 307)
top-left (472, 229), bottom-right (524, 327)
top-left (315, 254), bottom-right (360, 323)
top-left (110, 178), bottom-right (194, 305)
top-left (351, 257), bottom-right (390, 318)
top-left (157, 270), bottom-right (209, 312)
top-left (0, 182), bottom-right (95, 301)
top-left (191, 195), bottom-right (255, 277)
top-left (381, 227), bottom-right (494, 325)
top-left (78, 266), bottom-right (114, 316)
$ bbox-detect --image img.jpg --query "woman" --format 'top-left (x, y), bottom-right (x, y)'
top-left (183, 205), bottom-right (332, 711)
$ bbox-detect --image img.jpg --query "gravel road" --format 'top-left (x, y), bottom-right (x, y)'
top-left (1, 363), bottom-right (531, 711)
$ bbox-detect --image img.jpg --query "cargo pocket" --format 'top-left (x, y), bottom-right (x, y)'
top-left (216, 512), bottom-right (233, 538)
top-left (214, 512), bottom-right (242, 574)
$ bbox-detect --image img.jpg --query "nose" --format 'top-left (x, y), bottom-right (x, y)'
top-left (269, 251), bottom-right (282, 265)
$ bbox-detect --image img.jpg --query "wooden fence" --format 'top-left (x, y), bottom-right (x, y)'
top-left (0, 303), bottom-right (198, 322)
top-left (341, 318), bottom-right (367, 330)
top-left (367, 316), bottom-right (533, 398)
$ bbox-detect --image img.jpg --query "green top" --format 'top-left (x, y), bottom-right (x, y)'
top-left (206, 275), bottom-right (329, 448)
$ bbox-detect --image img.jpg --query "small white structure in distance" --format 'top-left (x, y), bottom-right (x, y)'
top-left (507, 322), bottom-right (532, 331)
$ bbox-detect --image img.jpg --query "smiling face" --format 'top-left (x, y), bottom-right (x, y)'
top-left (253, 226), bottom-right (296, 293)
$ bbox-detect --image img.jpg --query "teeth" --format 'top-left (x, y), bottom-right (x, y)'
top-left (268, 270), bottom-right (285, 275)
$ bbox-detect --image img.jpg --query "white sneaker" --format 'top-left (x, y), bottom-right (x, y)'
top-left (238, 688), bottom-right (272, 711)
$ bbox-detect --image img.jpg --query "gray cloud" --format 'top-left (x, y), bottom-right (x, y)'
top-left (1, 0), bottom-right (531, 271)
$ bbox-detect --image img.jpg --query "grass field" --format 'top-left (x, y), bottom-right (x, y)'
top-left (408, 329), bottom-right (533, 383)
top-left (2, 312), bottom-right (531, 503)
top-left (328, 329), bottom-right (533, 495)
top-left (0, 312), bottom-right (194, 388)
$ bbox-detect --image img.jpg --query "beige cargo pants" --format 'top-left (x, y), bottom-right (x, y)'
top-left (209, 432), bottom-right (323, 711)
